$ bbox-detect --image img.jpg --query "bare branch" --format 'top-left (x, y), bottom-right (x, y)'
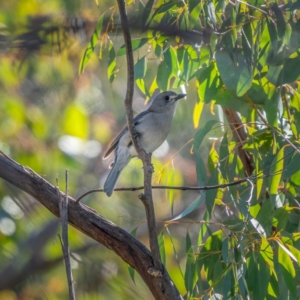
top-left (222, 107), bottom-right (254, 176)
top-left (0, 154), bottom-right (182, 299)
top-left (76, 172), bottom-right (281, 203)
top-left (117, 0), bottom-right (162, 272)
top-left (59, 170), bottom-right (76, 300)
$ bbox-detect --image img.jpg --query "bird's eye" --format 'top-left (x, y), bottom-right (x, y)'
top-left (165, 95), bottom-right (170, 100)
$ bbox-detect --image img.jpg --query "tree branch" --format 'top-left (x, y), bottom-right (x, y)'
top-left (58, 170), bottom-right (76, 300)
top-left (222, 107), bottom-right (254, 176)
top-left (76, 174), bottom-right (268, 202)
top-left (0, 154), bottom-right (182, 299)
top-left (117, 0), bottom-right (162, 272)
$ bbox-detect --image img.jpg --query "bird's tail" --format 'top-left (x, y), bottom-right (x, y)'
top-left (104, 151), bottom-right (130, 197)
top-left (104, 166), bottom-right (121, 197)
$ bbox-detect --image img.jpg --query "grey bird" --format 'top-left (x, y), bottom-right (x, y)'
top-left (103, 91), bottom-right (186, 197)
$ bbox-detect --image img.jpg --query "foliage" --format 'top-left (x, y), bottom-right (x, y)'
top-left (80, 0), bottom-right (300, 298)
top-left (1, 0), bottom-right (300, 299)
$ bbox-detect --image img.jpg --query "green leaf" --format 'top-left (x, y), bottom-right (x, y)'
top-left (149, 0), bottom-right (184, 23)
top-left (136, 78), bottom-right (150, 97)
top-left (283, 23), bottom-right (292, 46)
top-left (268, 270), bottom-right (279, 298)
top-left (260, 235), bottom-right (274, 272)
top-left (154, 42), bottom-right (161, 57)
top-left (170, 195), bottom-right (204, 221)
top-left (189, 3), bottom-right (201, 29)
top-left (197, 62), bottom-right (219, 103)
top-left (223, 268), bottom-right (232, 299)
top-left (117, 38), bottom-right (149, 56)
top-left (188, 0), bottom-right (199, 13)
top-left (206, 168), bottom-right (218, 216)
top-left (267, 17), bottom-right (278, 55)
top-left (186, 46), bottom-right (201, 80)
top-left (265, 88), bottom-right (279, 127)
top-left (127, 226), bottom-right (139, 283)
top-left (277, 241), bottom-right (297, 297)
top-left (222, 237), bottom-right (230, 264)
top-left (193, 96), bottom-right (204, 128)
top-left (246, 82), bottom-right (267, 105)
top-left (165, 227), bottom-right (184, 279)
top-left (278, 54), bottom-right (300, 85)
top-left (253, 143), bottom-right (263, 200)
top-left (253, 254), bottom-right (270, 299)
top-left (198, 211), bottom-right (210, 245)
top-left (270, 3), bottom-right (286, 39)
top-left (198, 230), bottom-right (222, 282)
top-left (128, 265), bottom-right (135, 284)
top-left (185, 232), bottom-right (198, 296)
top-left (256, 199), bottom-right (273, 229)
top-left (158, 231), bottom-right (166, 266)
top-left (242, 28), bottom-right (252, 71)
top-left (134, 56), bottom-right (147, 79)
top-left (130, 226), bottom-right (138, 237)
top-left (142, 0), bottom-right (154, 30)
top-left (216, 50), bottom-right (252, 96)
top-left (214, 89), bottom-right (250, 115)
top-left (164, 46), bottom-right (179, 76)
top-left (215, 0), bottom-right (226, 12)
top-left (108, 41), bottom-right (117, 84)
top-left (228, 152), bottom-right (238, 183)
top-left (270, 145), bottom-right (285, 195)
top-left (273, 206), bottom-right (290, 231)
top-left (156, 61), bottom-right (172, 90)
top-left (230, 7), bottom-right (237, 45)
top-left (78, 14), bottom-right (104, 75)
top-left (194, 120), bottom-right (218, 186)
top-left (266, 65), bottom-right (283, 85)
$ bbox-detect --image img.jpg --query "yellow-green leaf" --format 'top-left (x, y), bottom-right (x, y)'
top-left (270, 146), bottom-right (287, 194)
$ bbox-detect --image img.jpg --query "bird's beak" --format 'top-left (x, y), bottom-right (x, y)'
top-left (175, 94), bottom-right (187, 101)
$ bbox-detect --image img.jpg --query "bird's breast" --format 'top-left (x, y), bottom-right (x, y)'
top-left (137, 111), bottom-right (174, 153)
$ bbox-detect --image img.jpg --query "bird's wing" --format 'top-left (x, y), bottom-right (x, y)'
top-left (103, 126), bottom-right (128, 159)
top-left (103, 110), bottom-right (150, 159)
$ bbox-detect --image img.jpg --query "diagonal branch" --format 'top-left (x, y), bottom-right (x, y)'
top-left (222, 107), bottom-right (254, 176)
top-left (117, 0), bottom-right (162, 272)
top-left (0, 154), bottom-right (182, 299)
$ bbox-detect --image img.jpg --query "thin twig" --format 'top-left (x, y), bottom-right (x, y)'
top-left (117, 0), bottom-right (162, 272)
top-left (59, 170), bottom-right (76, 300)
top-left (76, 172), bottom-right (281, 203)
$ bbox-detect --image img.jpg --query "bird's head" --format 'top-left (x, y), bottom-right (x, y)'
top-left (149, 91), bottom-right (186, 113)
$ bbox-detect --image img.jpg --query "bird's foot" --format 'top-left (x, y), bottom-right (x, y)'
top-left (132, 130), bottom-right (139, 139)
top-left (148, 164), bottom-right (154, 173)
top-left (141, 164), bottom-right (154, 173)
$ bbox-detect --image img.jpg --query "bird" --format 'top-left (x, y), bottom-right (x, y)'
top-left (103, 91), bottom-right (186, 197)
